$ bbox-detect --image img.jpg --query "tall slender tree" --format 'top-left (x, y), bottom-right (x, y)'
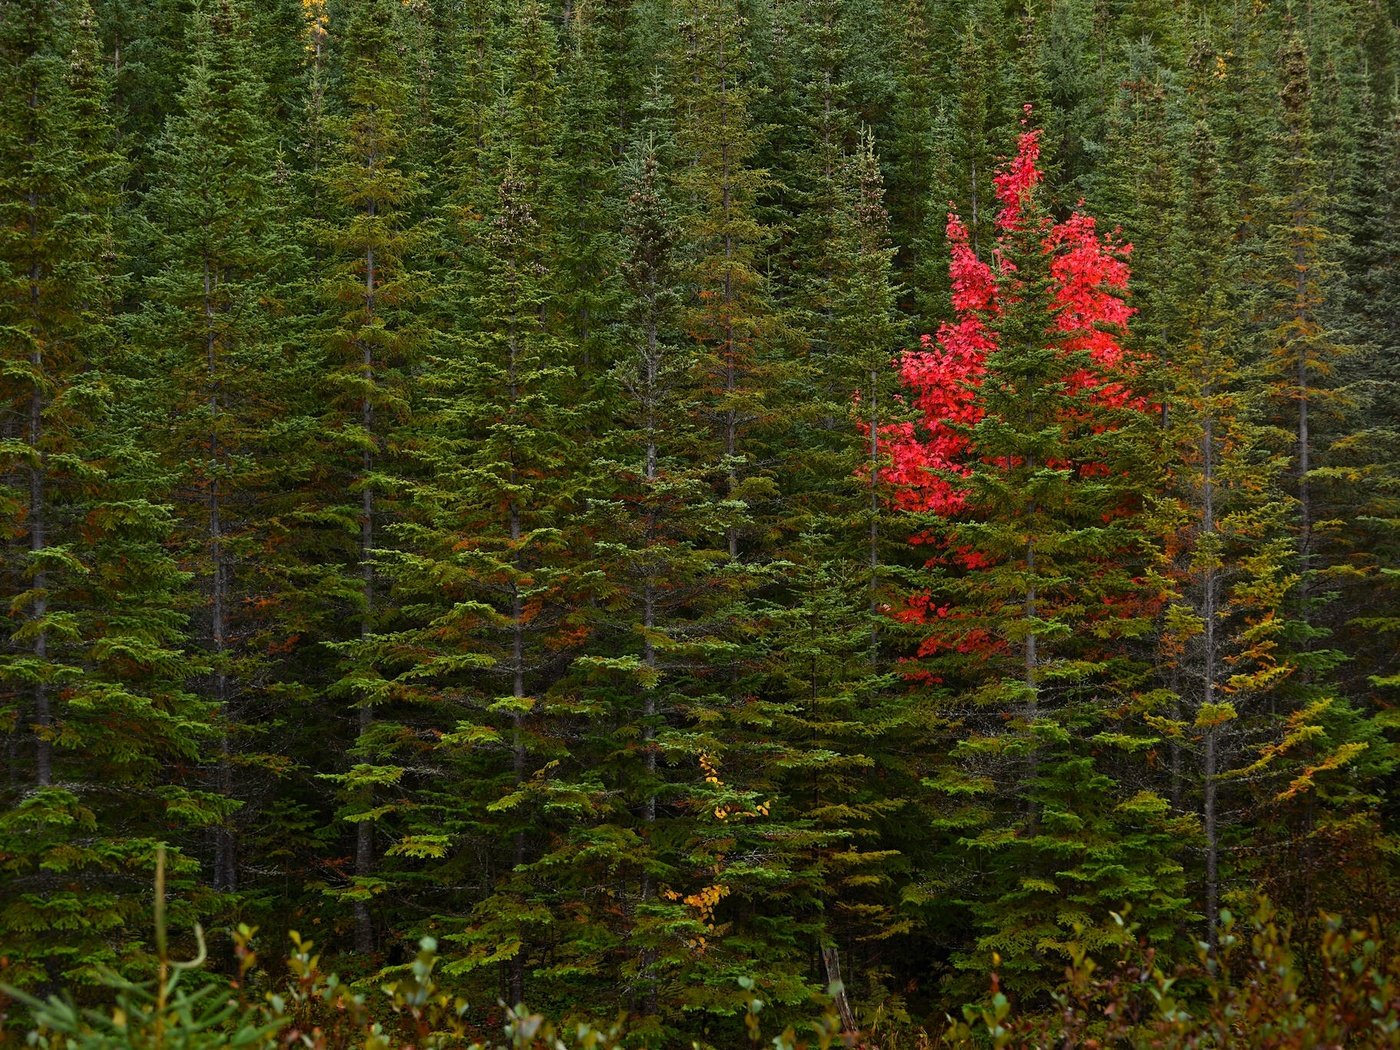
top-left (133, 0), bottom-right (307, 905)
top-left (312, 0), bottom-right (425, 956)
top-left (0, 0), bottom-right (210, 989)
top-left (888, 121), bottom-right (1187, 995)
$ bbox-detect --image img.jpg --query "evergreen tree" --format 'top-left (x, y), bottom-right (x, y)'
top-left (887, 122), bottom-right (1186, 996)
top-left (567, 134), bottom-right (735, 1029)
top-left (358, 11), bottom-right (593, 1000)
top-left (369, 169), bottom-right (585, 1011)
top-left (0, 0), bottom-right (211, 989)
top-left (311, 0), bottom-right (425, 956)
top-left (132, 0), bottom-right (308, 908)
top-left (93, 0), bottom-right (188, 190)
top-left (767, 134), bottom-right (911, 1030)
top-left (1145, 114), bottom-right (1300, 949)
top-left (1264, 29), bottom-right (1346, 612)
top-left (665, 2), bottom-right (835, 1026)
top-left (1328, 91), bottom-right (1400, 704)
top-left (675, 0), bottom-right (777, 561)
top-left (553, 1), bottom-right (623, 385)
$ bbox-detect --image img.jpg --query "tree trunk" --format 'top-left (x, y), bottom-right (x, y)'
top-left (205, 261), bottom-right (236, 893)
top-left (507, 315), bottom-right (527, 1010)
top-left (639, 313), bottom-right (659, 1016)
top-left (869, 366), bottom-right (880, 660)
top-left (1202, 403), bottom-right (1219, 950)
top-left (30, 320), bottom-right (50, 789)
top-left (821, 944), bottom-right (861, 1043)
top-left (354, 214), bottom-right (377, 956)
top-left (28, 180), bottom-right (50, 788)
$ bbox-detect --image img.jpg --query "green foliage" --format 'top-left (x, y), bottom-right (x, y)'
top-left (1, 0), bottom-right (1397, 1043)
top-left (940, 901), bottom-right (1400, 1048)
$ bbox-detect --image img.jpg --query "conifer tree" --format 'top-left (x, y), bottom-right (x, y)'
top-left (567, 134), bottom-right (735, 1028)
top-left (888, 121), bottom-right (1186, 995)
top-left (93, 0), bottom-right (188, 190)
top-left (877, 0), bottom-right (940, 320)
top-left (353, 6), bottom-right (595, 1000)
top-left (1145, 115), bottom-right (1301, 949)
top-left (438, 0), bottom-right (495, 216)
top-left (0, 0), bottom-right (210, 988)
top-left (132, 0), bottom-right (308, 906)
top-left (666, 4), bottom-right (834, 1021)
top-left (553, 1), bottom-right (622, 384)
top-left (768, 134), bottom-right (911, 1028)
top-left (367, 170), bottom-right (586, 1011)
top-left (1265, 30), bottom-right (1346, 612)
top-left (312, 0), bottom-right (425, 956)
top-left (1328, 91), bottom-right (1400, 702)
top-left (675, 0), bottom-right (776, 561)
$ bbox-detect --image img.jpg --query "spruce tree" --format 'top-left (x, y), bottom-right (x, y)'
top-left (888, 122), bottom-right (1186, 996)
top-left (553, 1), bottom-right (622, 385)
top-left (354, 7), bottom-right (594, 1002)
top-left (93, 0), bottom-right (188, 191)
top-left (132, 0), bottom-right (308, 908)
top-left (675, 0), bottom-right (775, 561)
top-left (767, 134), bottom-right (911, 1029)
top-left (367, 167), bottom-right (586, 1012)
top-left (1146, 115), bottom-right (1301, 949)
top-left (1328, 91), bottom-right (1400, 703)
top-left (567, 134), bottom-right (735, 1029)
top-left (311, 0), bottom-right (425, 956)
top-left (1264, 30), bottom-right (1346, 612)
top-left (664, 2), bottom-right (831, 1025)
top-left (0, 0), bottom-right (211, 989)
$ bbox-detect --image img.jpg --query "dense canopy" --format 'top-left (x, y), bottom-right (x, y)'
top-left (1, 0), bottom-right (1397, 1045)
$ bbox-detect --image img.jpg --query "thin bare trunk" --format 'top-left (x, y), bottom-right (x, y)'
top-left (720, 47), bottom-right (739, 562)
top-left (354, 205), bottom-right (377, 954)
top-left (1202, 407), bottom-right (1219, 950)
top-left (636, 296), bottom-right (661, 1016)
top-left (869, 367), bottom-right (880, 659)
top-left (205, 261), bottom-right (236, 893)
top-left (1203, 724), bottom-right (1219, 949)
top-left (507, 313), bottom-right (526, 1009)
top-left (1292, 134), bottom-right (1313, 615)
top-left (1295, 336), bottom-right (1311, 604)
top-left (29, 231), bottom-right (50, 789)
top-left (1024, 511), bottom-right (1039, 829)
top-left (969, 155), bottom-right (979, 255)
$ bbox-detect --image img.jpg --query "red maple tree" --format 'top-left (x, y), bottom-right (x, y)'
top-left (878, 111), bottom-right (1150, 667)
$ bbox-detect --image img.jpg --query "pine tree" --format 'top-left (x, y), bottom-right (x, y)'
top-left (565, 134), bottom-right (735, 1029)
top-left (887, 120), bottom-right (1186, 996)
top-left (132, 0), bottom-right (309, 910)
top-left (0, 0), bottom-right (212, 989)
top-left (311, 0), bottom-right (425, 957)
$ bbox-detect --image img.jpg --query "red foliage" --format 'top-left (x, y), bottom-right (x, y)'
top-left (879, 114), bottom-right (1144, 639)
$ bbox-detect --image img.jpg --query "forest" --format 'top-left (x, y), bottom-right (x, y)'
top-left (1, 0), bottom-right (1398, 1045)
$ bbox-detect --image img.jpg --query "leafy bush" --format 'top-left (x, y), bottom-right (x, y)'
top-left (4, 852), bottom-right (1396, 1048)
top-left (941, 902), bottom-right (1400, 1048)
